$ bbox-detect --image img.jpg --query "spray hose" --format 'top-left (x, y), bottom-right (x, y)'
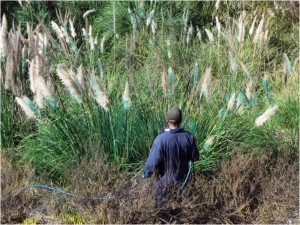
top-left (180, 161), bottom-right (193, 191)
top-left (1, 184), bottom-right (112, 202)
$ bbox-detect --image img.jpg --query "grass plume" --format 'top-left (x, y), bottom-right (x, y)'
top-left (15, 96), bottom-right (37, 119)
top-left (56, 64), bottom-right (83, 104)
top-left (69, 18), bottom-right (76, 39)
top-left (255, 105), bottom-right (278, 127)
top-left (122, 81), bottom-right (131, 109)
top-left (199, 67), bottom-right (212, 99)
top-left (227, 92), bottom-right (236, 111)
top-left (205, 28), bottom-right (214, 42)
top-left (90, 72), bottom-right (109, 111)
top-left (253, 16), bottom-right (264, 43)
top-left (83, 9), bottom-right (95, 18)
top-left (0, 13), bottom-right (8, 58)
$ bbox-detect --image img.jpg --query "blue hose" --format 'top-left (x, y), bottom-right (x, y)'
top-left (180, 161), bottom-right (192, 191)
top-left (22, 184), bottom-right (112, 200)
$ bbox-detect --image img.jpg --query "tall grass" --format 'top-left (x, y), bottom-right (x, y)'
top-left (1, 2), bottom-right (298, 182)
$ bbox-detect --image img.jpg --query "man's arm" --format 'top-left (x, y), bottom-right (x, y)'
top-left (143, 139), bottom-right (162, 178)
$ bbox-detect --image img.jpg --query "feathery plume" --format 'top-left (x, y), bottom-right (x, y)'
top-left (227, 92), bottom-right (236, 111)
top-left (166, 39), bottom-right (171, 58)
top-left (249, 16), bottom-right (257, 36)
top-left (21, 45), bottom-right (27, 75)
top-left (146, 9), bottom-right (155, 27)
top-left (255, 105), bottom-right (278, 126)
top-left (43, 33), bottom-right (48, 56)
top-left (253, 16), bottom-right (264, 43)
top-left (206, 136), bottom-right (214, 146)
top-left (168, 49), bottom-right (172, 59)
top-left (237, 19), bottom-right (244, 43)
top-left (51, 21), bottom-right (64, 39)
top-left (228, 51), bottom-right (237, 71)
top-left (246, 81), bottom-right (255, 101)
top-left (216, 17), bottom-right (221, 38)
top-left (83, 9), bottom-right (95, 18)
top-left (196, 26), bottom-right (202, 42)
top-left (69, 19), bottom-right (76, 38)
top-left (28, 58), bottom-right (36, 93)
top-left (122, 81), bottom-right (131, 109)
top-left (0, 14), bottom-right (8, 58)
top-left (56, 64), bottom-right (82, 104)
top-left (90, 37), bottom-right (95, 50)
top-left (34, 88), bottom-right (45, 108)
top-left (35, 76), bottom-right (54, 101)
top-left (34, 32), bottom-right (44, 55)
top-left (60, 26), bottom-right (70, 44)
top-left (77, 65), bottom-right (84, 89)
top-left (90, 73), bottom-right (109, 111)
top-left (128, 8), bottom-right (137, 30)
top-left (168, 67), bottom-right (174, 96)
top-left (192, 63), bottom-right (199, 87)
top-left (151, 19), bottom-right (157, 35)
top-left (203, 136), bottom-right (215, 152)
top-left (16, 96), bottom-right (37, 119)
top-left (263, 30), bottom-right (269, 42)
top-left (28, 56), bottom-right (42, 94)
top-left (187, 23), bottom-right (193, 44)
top-left (82, 28), bottom-right (88, 40)
top-left (205, 28), bottom-right (214, 42)
top-left (194, 67), bottom-right (212, 99)
top-left (162, 66), bottom-right (168, 96)
top-left (200, 67), bottom-right (212, 98)
top-left (88, 25), bottom-right (92, 38)
top-left (4, 52), bottom-right (13, 91)
top-left (100, 35), bottom-right (106, 54)
top-left (215, 0), bottom-right (221, 10)
top-left (182, 8), bottom-right (189, 34)
top-left (166, 39), bottom-right (171, 46)
top-left (283, 53), bottom-right (294, 76)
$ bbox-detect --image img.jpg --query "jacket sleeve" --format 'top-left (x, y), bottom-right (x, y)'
top-left (191, 136), bottom-right (199, 162)
top-left (143, 138), bottom-right (163, 178)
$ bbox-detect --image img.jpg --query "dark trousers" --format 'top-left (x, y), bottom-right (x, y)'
top-left (155, 179), bottom-right (183, 208)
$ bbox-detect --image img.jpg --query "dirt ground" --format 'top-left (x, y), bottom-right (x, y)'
top-left (1, 150), bottom-right (299, 224)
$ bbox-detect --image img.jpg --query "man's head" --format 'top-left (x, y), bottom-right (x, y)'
top-left (166, 107), bottom-right (182, 127)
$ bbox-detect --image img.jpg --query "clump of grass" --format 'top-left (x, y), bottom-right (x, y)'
top-left (1, 2), bottom-right (298, 190)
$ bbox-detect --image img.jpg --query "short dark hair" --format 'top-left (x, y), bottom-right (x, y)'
top-left (166, 107), bottom-right (182, 124)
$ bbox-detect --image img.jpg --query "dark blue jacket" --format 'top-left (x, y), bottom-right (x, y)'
top-left (143, 127), bottom-right (199, 187)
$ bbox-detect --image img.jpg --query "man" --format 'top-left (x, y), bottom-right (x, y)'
top-left (143, 107), bottom-right (199, 205)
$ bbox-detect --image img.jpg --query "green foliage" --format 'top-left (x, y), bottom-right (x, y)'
top-left (272, 96), bottom-right (299, 152)
top-left (1, 90), bottom-right (16, 148)
top-left (2, 1), bottom-right (298, 182)
top-left (1, 89), bottom-right (33, 150)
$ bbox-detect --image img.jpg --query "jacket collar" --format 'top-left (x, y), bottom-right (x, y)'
top-left (160, 127), bottom-right (183, 134)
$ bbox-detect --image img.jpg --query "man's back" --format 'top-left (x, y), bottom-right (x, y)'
top-left (143, 127), bottom-right (199, 186)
